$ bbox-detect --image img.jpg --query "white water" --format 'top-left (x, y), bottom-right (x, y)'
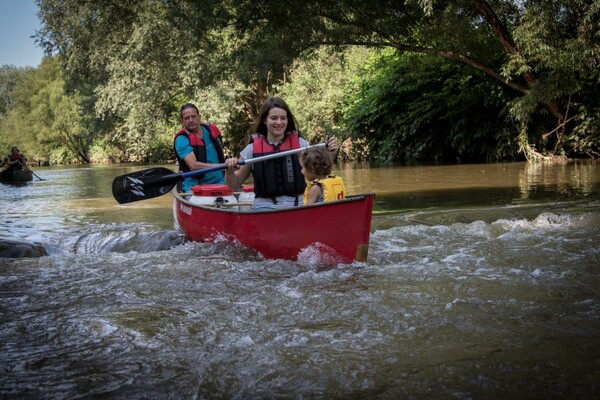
top-left (1, 161), bottom-right (599, 398)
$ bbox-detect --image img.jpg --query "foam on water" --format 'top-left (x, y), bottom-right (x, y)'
top-left (2, 164), bottom-right (600, 398)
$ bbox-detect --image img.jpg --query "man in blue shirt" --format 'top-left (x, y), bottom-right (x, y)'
top-left (174, 103), bottom-right (226, 192)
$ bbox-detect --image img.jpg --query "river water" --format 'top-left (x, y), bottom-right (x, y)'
top-left (1, 160), bottom-right (599, 399)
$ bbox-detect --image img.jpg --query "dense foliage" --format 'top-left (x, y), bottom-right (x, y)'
top-left (0, 0), bottom-right (598, 164)
top-left (340, 51), bottom-right (519, 163)
top-left (0, 59), bottom-right (91, 164)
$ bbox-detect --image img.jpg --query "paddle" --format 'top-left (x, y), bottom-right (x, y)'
top-left (112, 143), bottom-right (326, 204)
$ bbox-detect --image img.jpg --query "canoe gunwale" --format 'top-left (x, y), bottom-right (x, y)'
top-left (173, 189), bottom-right (374, 214)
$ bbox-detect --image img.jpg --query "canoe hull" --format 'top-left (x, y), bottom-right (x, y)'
top-left (173, 190), bottom-right (375, 263)
top-left (0, 168), bottom-right (33, 183)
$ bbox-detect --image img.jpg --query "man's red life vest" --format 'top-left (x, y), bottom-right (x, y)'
top-left (173, 124), bottom-right (225, 173)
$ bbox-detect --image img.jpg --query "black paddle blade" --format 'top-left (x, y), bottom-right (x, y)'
top-left (112, 167), bottom-right (182, 204)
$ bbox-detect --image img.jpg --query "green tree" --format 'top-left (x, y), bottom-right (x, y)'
top-left (0, 66), bottom-right (32, 117)
top-left (342, 51), bottom-right (518, 162)
top-left (0, 58), bottom-right (91, 164)
top-left (276, 46), bottom-right (375, 160)
top-left (284, 0), bottom-right (600, 159)
top-left (504, 0), bottom-right (600, 158)
top-left (36, 0), bottom-right (600, 161)
top-left (277, 47), bottom-right (374, 138)
top-left (0, 66), bottom-right (32, 153)
top-left (36, 0), bottom-right (267, 160)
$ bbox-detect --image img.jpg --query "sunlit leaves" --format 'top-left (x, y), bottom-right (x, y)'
top-left (277, 47), bottom-right (376, 142)
top-left (30, 0), bottom-right (600, 161)
top-left (0, 59), bottom-right (90, 163)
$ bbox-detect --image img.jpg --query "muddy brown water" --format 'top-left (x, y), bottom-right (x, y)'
top-left (1, 160), bottom-right (599, 399)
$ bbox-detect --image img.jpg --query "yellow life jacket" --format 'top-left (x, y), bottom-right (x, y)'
top-left (303, 175), bottom-right (346, 205)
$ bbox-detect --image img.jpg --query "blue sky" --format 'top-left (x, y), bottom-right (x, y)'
top-left (0, 0), bottom-right (44, 67)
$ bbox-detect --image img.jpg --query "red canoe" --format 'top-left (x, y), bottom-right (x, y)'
top-left (172, 188), bottom-right (375, 263)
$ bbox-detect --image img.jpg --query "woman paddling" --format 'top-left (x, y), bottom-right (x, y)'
top-left (224, 97), bottom-right (339, 210)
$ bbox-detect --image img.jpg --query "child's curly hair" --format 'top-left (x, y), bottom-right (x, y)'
top-left (300, 146), bottom-right (333, 177)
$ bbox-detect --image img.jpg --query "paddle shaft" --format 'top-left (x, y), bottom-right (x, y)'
top-left (147, 143), bottom-right (326, 187)
top-left (180, 142), bottom-right (326, 180)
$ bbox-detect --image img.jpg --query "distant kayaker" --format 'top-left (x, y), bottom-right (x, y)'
top-left (224, 97), bottom-right (339, 210)
top-left (174, 103), bottom-right (226, 192)
top-left (299, 146), bottom-right (346, 205)
top-left (1, 147), bottom-right (28, 171)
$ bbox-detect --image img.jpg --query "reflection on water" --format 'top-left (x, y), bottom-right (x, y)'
top-left (518, 159), bottom-right (599, 198)
top-left (2, 160), bottom-right (598, 235)
top-left (341, 159), bottom-right (600, 212)
top-left (1, 160), bottom-right (599, 399)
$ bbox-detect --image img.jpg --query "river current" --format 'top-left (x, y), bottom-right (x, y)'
top-left (1, 160), bottom-right (599, 399)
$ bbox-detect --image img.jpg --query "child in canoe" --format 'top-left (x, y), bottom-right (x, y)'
top-left (299, 146), bottom-right (346, 205)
